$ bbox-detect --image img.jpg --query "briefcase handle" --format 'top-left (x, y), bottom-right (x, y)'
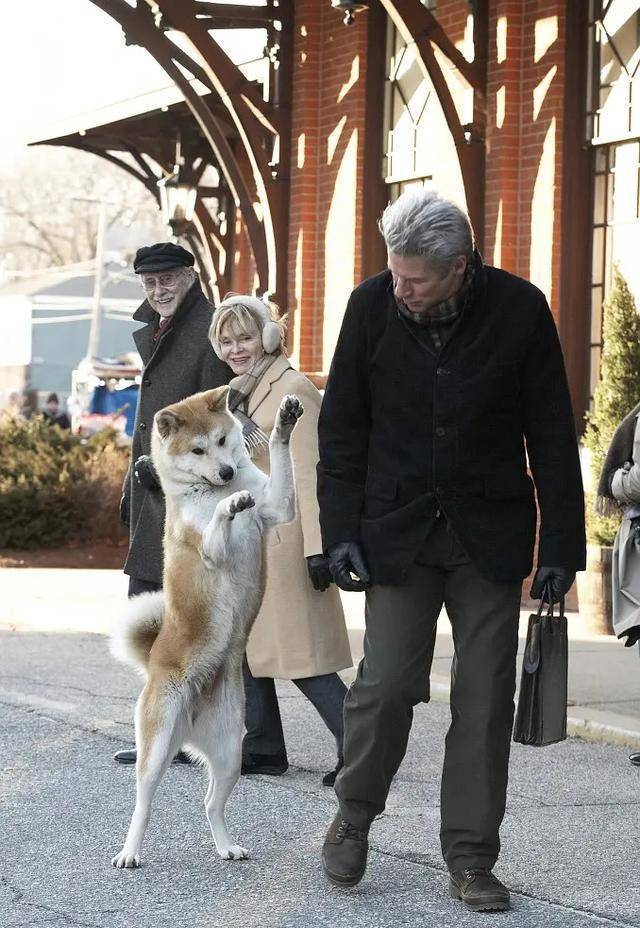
top-left (524, 585), bottom-right (565, 672)
top-left (536, 582), bottom-right (565, 620)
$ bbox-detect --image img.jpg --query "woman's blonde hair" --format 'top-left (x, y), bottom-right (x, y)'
top-left (209, 297), bottom-right (287, 355)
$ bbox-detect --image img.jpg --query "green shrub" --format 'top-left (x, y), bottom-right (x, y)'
top-left (0, 416), bottom-right (129, 549)
top-left (584, 266), bottom-right (640, 545)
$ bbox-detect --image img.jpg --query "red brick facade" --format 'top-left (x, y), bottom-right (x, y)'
top-left (239, 2), bottom-right (581, 381)
top-left (484, 0), bottom-right (567, 321)
top-left (288, 1), bottom-right (369, 374)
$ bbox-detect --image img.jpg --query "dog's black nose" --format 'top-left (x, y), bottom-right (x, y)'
top-left (219, 465), bottom-right (235, 482)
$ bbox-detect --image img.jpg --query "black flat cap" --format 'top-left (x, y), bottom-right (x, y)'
top-left (133, 242), bottom-right (195, 274)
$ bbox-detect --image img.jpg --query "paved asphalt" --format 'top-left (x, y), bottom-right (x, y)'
top-left (1, 628), bottom-right (639, 928)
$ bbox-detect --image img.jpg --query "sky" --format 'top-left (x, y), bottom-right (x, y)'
top-left (1, 0), bottom-right (266, 172)
top-left (1, 0), bottom-right (171, 169)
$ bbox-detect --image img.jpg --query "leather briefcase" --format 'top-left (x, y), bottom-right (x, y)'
top-left (513, 590), bottom-right (568, 746)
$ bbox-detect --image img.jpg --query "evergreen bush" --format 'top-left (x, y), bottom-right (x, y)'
top-left (0, 416), bottom-right (129, 549)
top-left (584, 265), bottom-right (640, 545)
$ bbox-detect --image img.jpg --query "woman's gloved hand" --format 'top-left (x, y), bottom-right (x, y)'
top-left (621, 625), bottom-right (640, 648)
top-left (134, 455), bottom-right (161, 492)
top-left (306, 554), bottom-right (332, 592)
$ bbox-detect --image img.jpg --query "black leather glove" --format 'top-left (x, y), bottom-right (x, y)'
top-left (306, 554), bottom-right (332, 592)
top-left (327, 541), bottom-right (371, 592)
top-left (530, 566), bottom-right (575, 603)
top-left (119, 492), bottom-right (130, 528)
top-left (134, 454), bottom-right (161, 492)
top-left (621, 625), bottom-right (640, 648)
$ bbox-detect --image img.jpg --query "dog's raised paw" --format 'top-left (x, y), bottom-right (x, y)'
top-left (112, 850), bottom-right (141, 869)
top-left (277, 395), bottom-right (303, 436)
top-left (227, 491), bottom-right (255, 518)
top-left (218, 844), bottom-right (250, 860)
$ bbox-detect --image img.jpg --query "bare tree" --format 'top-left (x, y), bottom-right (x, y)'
top-left (0, 147), bottom-right (165, 275)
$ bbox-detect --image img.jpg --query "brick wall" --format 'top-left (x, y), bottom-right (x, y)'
top-left (282, 0), bottom-right (570, 371)
top-left (485, 0), bottom-right (566, 321)
top-left (288, 0), bottom-right (368, 374)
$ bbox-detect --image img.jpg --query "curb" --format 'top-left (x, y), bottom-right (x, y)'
top-left (341, 667), bottom-right (640, 750)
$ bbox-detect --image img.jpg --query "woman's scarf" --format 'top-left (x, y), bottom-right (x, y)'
top-left (227, 352), bottom-right (279, 455)
top-left (596, 399), bottom-right (640, 515)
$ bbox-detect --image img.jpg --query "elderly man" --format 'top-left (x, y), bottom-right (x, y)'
top-left (318, 190), bottom-right (585, 911)
top-left (114, 242), bottom-right (230, 766)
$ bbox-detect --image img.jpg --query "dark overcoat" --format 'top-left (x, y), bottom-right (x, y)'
top-left (317, 262), bottom-right (586, 585)
top-left (123, 280), bottom-right (230, 584)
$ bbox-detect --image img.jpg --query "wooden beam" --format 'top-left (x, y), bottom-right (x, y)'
top-left (559, 0), bottom-right (592, 432)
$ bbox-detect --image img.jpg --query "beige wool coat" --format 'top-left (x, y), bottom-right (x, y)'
top-left (243, 354), bottom-right (352, 679)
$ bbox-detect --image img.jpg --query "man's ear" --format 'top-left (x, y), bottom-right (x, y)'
top-left (155, 408), bottom-right (183, 438)
top-left (204, 385), bottom-right (230, 413)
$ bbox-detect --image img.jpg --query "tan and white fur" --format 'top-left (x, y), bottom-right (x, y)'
top-left (110, 385), bottom-right (302, 868)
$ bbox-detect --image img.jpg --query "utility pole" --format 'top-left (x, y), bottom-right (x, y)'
top-left (86, 198), bottom-right (108, 360)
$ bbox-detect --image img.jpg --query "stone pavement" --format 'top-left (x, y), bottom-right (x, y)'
top-left (1, 568), bottom-right (640, 927)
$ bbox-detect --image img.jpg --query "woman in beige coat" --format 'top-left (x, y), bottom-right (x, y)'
top-left (209, 294), bottom-right (352, 785)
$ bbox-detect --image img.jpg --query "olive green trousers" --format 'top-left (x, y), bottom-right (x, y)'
top-left (335, 515), bottom-right (522, 872)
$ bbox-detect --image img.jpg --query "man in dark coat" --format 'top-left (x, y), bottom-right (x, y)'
top-left (114, 241), bottom-right (230, 765)
top-left (318, 190), bottom-right (586, 911)
top-left (42, 393), bottom-right (71, 430)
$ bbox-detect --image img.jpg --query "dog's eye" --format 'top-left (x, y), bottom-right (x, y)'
top-left (218, 436), bottom-right (226, 447)
top-left (191, 447), bottom-right (205, 456)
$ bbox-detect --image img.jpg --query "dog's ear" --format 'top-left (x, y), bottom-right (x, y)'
top-left (204, 385), bottom-right (230, 413)
top-left (155, 408), bottom-right (183, 438)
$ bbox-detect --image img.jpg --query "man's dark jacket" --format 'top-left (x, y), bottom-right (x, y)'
top-left (124, 280), bottom-right (230, 584)
top-left (317, 262), bottom-right (586, 585)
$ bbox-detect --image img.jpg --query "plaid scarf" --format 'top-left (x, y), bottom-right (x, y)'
top-left (228, 353), bottom-right (280, 455)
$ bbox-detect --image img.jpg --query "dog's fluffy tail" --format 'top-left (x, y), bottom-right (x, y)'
top-left (110, 590), bottom-right (164, 675)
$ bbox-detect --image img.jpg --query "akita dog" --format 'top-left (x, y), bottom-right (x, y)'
top-left (111, 385), bottom-right (302, 868)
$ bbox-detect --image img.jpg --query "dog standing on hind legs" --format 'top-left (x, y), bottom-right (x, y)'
top-left (110, 386), bottom-right (303, 868)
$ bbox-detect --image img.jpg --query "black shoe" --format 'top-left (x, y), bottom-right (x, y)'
top-left (449, 868), bottom-right (510, 912)
top-left (322, 812), bottom-right (369, 886)
top-left (630, 752), bottom-right (640, 766)
top-left (113, 748), bottom-right (194, 766)
top-left (322, 758), bottom-right (344, 787)
top-left (241, 753), bottom-right (288, 776)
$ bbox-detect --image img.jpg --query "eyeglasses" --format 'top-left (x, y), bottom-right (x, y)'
top-left (140, 272), bottom-right (182, 292)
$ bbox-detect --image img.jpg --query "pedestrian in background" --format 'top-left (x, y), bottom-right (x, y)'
top-left (114, 241), bottom-right (230, 766)
top-left (595, 400), bottom-right (640, 767)
top-left (42, 392), bottom-right (71, 430)
top-left (209, 294), bottom-right (352, 786)
top-left (2, 390), bottom-right (25, 422)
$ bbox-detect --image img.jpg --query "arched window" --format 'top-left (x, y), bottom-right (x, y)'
top-left (588, 0), bottom-right (640, 397)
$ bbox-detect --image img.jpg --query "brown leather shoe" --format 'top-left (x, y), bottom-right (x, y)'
top-left (449, 868), bottom-right (510, 912)
top-left (322, 813), bottom-right (369, 886)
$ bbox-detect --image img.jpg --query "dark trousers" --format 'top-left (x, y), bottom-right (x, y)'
top-left (243, 658), bottom-right (347, 762)
top-left (336, 516), bottom-right (521, 872)
top-left (128, 576), bottom-right (161, 598)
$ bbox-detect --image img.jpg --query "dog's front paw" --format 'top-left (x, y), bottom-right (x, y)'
top-left (112, 849), bottom-right (141, 869)
top-left (226, 490), bottom-right (255, 519)
top-left (276, 395), bottom-right (303, 440)
top-left (217, 843), bottom-right (250, 861)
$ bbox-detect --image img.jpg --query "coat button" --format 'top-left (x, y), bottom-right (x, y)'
top-left (143, 378), bottom-right (151, 386)
top-left (436, 426), bottom-right (446, 437)
top-left (139, 422), bottom-right (147, 430)
top-left (436, 367), bottom-right (450, 376)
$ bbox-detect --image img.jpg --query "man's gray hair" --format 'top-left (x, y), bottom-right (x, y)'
top-left (379, 189), bottom-right (474, 273)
